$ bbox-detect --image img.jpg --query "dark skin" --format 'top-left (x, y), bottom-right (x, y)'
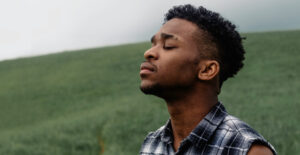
top-left (140, 18), bottom-right (273, 155)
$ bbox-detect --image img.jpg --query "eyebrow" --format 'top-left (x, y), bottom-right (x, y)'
top-left (151, 33), bottom-right (178, 43)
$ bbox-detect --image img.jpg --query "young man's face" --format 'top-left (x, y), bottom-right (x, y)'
top-left (140, 18), bottom-right (204, 96)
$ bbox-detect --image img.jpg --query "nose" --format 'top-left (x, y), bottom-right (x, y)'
top-left (144, 46), bottom-right (159, 60)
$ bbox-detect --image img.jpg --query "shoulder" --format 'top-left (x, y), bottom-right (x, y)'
top-left (143, 125), bottom-right (165, 140)
top-left (221, 115), bottom-right (262, 138)
top-left (139, 125), bottom-right (167, 154)
top-left (248, 144), bottom-right (274, 155)
top-left (209, 115), bottom-right (276, 154)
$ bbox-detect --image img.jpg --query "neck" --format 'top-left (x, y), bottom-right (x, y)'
top-left (164, 85), bottom-right (218, 152)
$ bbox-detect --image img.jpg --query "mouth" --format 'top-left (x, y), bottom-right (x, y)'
top-left (140, 62), bottom-right (156, 75)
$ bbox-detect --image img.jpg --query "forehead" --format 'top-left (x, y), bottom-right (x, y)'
top-left (156, 18), bottom-right (200, 41)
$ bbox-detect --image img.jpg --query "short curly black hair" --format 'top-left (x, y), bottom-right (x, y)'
top-left (165, 4), bottom-right (245, 88)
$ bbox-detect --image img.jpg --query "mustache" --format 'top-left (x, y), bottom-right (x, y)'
top-left (141, 61), bottom-right (157, 71)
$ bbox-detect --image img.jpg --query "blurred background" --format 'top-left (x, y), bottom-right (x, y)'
top-left (0, 0), bottom-right (299, 154)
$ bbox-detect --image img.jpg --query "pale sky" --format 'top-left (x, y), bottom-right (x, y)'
top-left (0, 0), bottom-right (299, 61)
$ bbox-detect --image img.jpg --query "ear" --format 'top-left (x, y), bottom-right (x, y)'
top-left (198, 60), bottom-right (220, 81)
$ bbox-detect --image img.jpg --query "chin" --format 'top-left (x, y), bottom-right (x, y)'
top-left (140, 82), bottom-right (162, 95)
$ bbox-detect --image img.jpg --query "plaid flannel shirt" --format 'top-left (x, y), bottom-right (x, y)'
top-left (140, 102), bottom-right (276, 155)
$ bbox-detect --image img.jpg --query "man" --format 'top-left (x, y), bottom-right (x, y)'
top-left (139, 4), bottom-right (276, 155)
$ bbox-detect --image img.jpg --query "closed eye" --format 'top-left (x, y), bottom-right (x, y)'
top-left (163, 46), bottom-right (176, 50)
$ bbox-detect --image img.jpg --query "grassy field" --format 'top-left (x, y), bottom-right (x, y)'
top-left (0, 30), bottom-right (299, 154)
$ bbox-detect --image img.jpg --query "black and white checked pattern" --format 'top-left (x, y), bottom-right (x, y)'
top-left (140, 102), bottom-right (276, 155)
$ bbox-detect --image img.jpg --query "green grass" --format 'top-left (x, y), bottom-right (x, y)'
top-left (0, 30), bottom-right (299, 154)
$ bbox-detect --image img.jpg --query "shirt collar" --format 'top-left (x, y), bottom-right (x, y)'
top-left (160, 102), bottom-right (228, 147)
top-left (160, 119), bottom-right (173, 143)
top-left (187, 102), bottom-right (228, 148)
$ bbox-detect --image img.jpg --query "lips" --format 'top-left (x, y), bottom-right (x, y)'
top-left (140, 62), bottom-right (156, 75)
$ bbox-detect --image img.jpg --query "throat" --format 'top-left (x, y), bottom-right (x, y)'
top-left (165, 92), bottom-right (218, 152)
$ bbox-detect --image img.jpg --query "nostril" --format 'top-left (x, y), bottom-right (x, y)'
top-left (147, 55), bottom-right (155, 59)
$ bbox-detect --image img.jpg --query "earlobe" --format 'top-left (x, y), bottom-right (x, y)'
top-left (197, 60), bottom-right (220, 81)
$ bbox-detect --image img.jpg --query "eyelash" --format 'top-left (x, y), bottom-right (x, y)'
top-left (151, 42), bottom-right (176, 50)
top-left (163, 46), bottom-right (176, 50)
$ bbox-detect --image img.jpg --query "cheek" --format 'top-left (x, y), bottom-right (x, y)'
top-left (158, 56), bottom-right (198, 83)
top-left (177, 61), bottom-right (198, 81)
